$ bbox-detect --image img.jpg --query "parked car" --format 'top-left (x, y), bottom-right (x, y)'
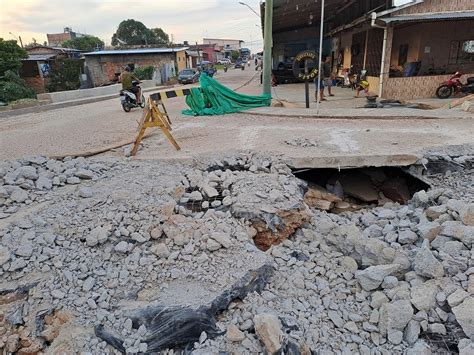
top-left (178, 69), bottom-right (200, 84)
top-left (217, 59), bottom-right (232, 65)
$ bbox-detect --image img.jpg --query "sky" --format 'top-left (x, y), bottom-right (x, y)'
top-left (0, 0), bottom-right (264, 51)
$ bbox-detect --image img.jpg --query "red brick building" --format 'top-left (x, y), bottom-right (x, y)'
top-left (83, 47), bottom-right (188, 87)
top-left (47, 27), bottom-right (85, 46)
top-left (20, 46), bottom-right (82, 93)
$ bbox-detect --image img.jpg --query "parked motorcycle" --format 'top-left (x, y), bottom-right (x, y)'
top-left (436, 71), bottom-right (474, 99)
top-left (120, 80), bottom-right (145, 112)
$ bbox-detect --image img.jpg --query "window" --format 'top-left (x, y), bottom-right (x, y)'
top-left (449, 40), bottom-right (474, 64)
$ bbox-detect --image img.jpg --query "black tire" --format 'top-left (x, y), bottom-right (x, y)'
top-left (436, 85), bottom-right (453, 99)
top-left (122, 102), bottom-right (131, 112)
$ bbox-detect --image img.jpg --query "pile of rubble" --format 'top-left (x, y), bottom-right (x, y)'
top-left (285, 137), bottom-right (319, 148)
top-left (0, 152), bottom-right (473, 354)
top-left (0, 156), bottom-right (112, 219)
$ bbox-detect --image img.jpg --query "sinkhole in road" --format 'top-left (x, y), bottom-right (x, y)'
top-left (293, 166), bottom-right (430, 213)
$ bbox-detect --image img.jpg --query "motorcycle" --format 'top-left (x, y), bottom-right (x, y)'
top-left (120, 80), bottom-right (145, 112)
top-left (436, 71), bottom-right (474, 99)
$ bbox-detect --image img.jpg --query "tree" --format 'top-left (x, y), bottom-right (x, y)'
top-left (231, 50), bottom-right (240, 61)
top-left (150, 28), bottom-right (169, 45)
top-left (62, 35), bottom-right (104, 51)
top-left (111, 19), bottom-right (170, 46)
top-left (47, 58), bottom-right (82, 92)
top-left (0, 38), bottom-right (28, 76)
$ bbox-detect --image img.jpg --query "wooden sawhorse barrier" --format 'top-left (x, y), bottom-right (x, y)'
top-left (131, 88), bottom-right (193, 156)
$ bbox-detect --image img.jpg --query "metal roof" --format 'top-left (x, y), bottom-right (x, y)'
top-left (382, 11), bottom-right (474, 23)
top-left (83, 47), bottom-right (189, 56)
top-left (23, 54), bottom-right (57, 61)
top-left (272, 0), bottom-right (349, 33)
top-left (185, 50), bottom-right (199, 57)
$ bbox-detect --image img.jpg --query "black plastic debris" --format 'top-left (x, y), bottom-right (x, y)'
top-left (95, 325), bottom-right (126, 354)
top-left (96, 262), bottom-right (273, 353)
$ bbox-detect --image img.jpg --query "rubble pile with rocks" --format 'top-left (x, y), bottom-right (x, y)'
top-left (0, 156), bottom-right (112, 219)
top-left (0, 152), bottom-right (473, 354)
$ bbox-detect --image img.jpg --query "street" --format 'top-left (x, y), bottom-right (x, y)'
top-left (1, 64), bottom-right (473, 169)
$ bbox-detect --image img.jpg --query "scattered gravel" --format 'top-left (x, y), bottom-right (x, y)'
top-left (1, 152), bottom-right (473, 354)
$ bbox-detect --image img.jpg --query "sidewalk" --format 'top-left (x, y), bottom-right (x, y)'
top-left (238, 79), bottom-right (473, 120)
top-left (0, 85), bottom-right (171, 119)
top-left (245, 106), bottom-right (472, 120)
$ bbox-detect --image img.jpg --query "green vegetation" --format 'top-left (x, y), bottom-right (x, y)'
top-left (111, 19), bottom-right (170, 46)
top-left (47, 58), bottom-right (83, 92)
top-left (0, 38), bottom-right (28, 76)
top-left (0, 39), bottom-right (36, 103)
top-left (62, 35), bottom-right (104, 51)
top-left (0, 70), bottom-right (36, 103)
top-left (134, 66), bottom-right (155, 80)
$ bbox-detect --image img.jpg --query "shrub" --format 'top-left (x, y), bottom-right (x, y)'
top-left (134, 66), bottom-right (155, 80)
top-left (0, 70), bottom-right (36, 103)
top-left (47, 58), bottom-right (83, 92)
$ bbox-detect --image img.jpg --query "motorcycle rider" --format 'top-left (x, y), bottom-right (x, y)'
top-left (120, 66), bottom-right (141, 105)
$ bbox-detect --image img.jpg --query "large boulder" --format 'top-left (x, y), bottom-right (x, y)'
top-left (355, 264), bottom-right (400, 291)
top-left (379, 300), bottom-right (414, 336)
top-left (410, 280), bottom-right (438, 311)
top-left (413, 245), bottom-right (444, 279)
top-left (441, 221), bottom-right (474, 248)
top-left (452, 297), bottom-right (474, 339)
top-left (254, 313), bottom-right (284, 354)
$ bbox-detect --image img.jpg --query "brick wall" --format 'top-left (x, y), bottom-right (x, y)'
top-left (395, 0), bottom-right (474, 14)
top-left (24, 77), bottom-right (48, 94)
top-left (85, 53), bottom-right (176, 86)
top-left (47, 33), bottom-right (72, 46)
top-left (382, 73), bottom-right (474, 99)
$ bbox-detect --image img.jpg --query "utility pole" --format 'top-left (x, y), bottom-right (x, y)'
top-left (262, 0), bottom-right (273, 96)
top-left (316, 0), bottom-right (325, 114)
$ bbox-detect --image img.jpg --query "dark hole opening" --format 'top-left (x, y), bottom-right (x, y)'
top-left (293, 166), bottom-right (430, 212)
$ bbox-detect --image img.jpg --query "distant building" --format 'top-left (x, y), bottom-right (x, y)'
top-left (20, 45), bottom-right (82, 93)
top-left (47, 27), bottom-right (85, 46)
top-left (240, 48), bottom-right (251, 58)
top-left (83, 47), bottom-right (188, 87)
top-left (203, 38), bottom-right (243, 50)
top-left (188, 43), bottom-right (223, 64)
top-left (203, 38), bottom-right (244, 58)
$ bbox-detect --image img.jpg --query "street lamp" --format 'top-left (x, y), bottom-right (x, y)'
top-left (239, 1), bottom-right (261, 18)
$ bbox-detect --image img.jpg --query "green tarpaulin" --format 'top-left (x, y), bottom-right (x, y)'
top-left (182, 74), bottom-right (271, 116)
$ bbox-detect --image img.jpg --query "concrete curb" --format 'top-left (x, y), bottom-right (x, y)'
top-left (0, 85), bottom-right (173, 119)
top-left (241, 109), bottom-right (470, 120)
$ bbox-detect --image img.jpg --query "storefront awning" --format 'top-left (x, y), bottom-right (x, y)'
top-left (381, 11), bottom-right (474, 23)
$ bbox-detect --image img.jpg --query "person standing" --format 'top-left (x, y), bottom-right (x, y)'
top-left (322, 56), bottom-right (334, 97)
